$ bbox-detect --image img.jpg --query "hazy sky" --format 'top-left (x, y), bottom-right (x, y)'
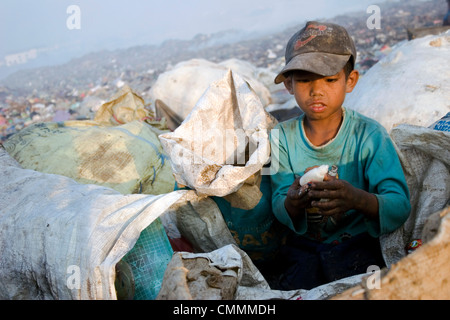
top-left (0, 0), bottom-right (387, 57)
top-left (0, 0), bottom-right (392, 72)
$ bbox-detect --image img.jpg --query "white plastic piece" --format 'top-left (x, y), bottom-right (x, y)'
top-left (299, 165), bottom-right (329, 186)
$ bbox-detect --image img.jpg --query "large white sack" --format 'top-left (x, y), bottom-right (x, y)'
top-left (159, 69), bottom-right (277, 197)
top-left (345, 31), bottom-right (450, 132)
top-left (148, 59), bottom-right (272, 121)
top-left (0, 147), bottom-right (189, 300)
top-left (219, 59), bottom-right (289, 104)
top-left (380, 124), bottom-right (450, 267)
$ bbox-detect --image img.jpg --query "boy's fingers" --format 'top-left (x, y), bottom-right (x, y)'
top-left (310, 180), bottom-right (346, 191)
top-left (291, 177), bottom-right (301, 188)
top-left (290, 187), bottom-right (309, 201)
top-left (311, 199), bottom-right (336, 209)
top-left (311, 200), bottom-right (343, 216)
top-left (309, 188), bottom-right (340, 200)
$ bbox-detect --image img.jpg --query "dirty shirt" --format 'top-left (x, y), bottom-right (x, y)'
top-left (269, 107), bottom-right (411, 244)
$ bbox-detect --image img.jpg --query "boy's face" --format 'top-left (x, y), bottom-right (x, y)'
top-left (283, 68), bottom-right (359, 122)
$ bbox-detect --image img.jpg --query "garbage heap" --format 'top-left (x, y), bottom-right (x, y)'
top-left (0, 31), bottom-right (449, 300)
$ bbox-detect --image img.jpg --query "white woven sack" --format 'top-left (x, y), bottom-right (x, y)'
top-left (345, 32), bottom-right (450, 132)
top-left (159, 69), bottom-right (277, 197)
top-left (0, 147), bottom-right (188, 300)
top-left (148, 59), bottom-right (272, 122)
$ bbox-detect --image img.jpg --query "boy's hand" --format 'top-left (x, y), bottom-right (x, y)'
top-left (308, 180), bottom-right (379, 220)
top-left (284, 177), bottom-right (314, 219)
top-left (284, 166), bottom-right (328, 220)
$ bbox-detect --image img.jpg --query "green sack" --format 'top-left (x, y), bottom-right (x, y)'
top-left (3, 120), bottom-right (175, 195)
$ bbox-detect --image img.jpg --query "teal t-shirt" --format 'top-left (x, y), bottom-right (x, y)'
top-left (269, 107), bottom-right (411, 244)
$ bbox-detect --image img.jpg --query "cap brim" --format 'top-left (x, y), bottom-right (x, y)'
top-left (274, 52), bottom-right (352, 84)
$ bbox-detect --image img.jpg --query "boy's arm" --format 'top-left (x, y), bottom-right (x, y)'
top-left (362, 130), bottom-right (411, 236)
top-left (269, 125), bottom-right (309, 234)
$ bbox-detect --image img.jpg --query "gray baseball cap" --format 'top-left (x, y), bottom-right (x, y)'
top-left (274, 21), bottom-right (357, 84)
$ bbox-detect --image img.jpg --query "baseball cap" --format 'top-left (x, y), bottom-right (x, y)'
top-left (274, 21), bottom-right (357, 84)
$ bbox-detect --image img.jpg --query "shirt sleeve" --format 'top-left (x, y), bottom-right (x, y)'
top-left (269, 124), bottom-right (308, 234)
top-left (361, 128), bottom-right (411, 237)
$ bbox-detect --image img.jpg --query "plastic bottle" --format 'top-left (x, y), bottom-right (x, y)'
top-left (327, 165), bottom-right (339, 181)
top-left (305, 165), bottom-right (338, 221)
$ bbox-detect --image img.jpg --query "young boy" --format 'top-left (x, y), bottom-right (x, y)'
top-left (269, 21), bottom-right (411, 290)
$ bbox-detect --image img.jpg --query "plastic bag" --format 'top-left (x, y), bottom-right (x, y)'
top-left (159, 69), bottom-right (277, 197)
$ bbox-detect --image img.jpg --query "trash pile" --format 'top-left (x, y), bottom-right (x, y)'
top-left (0, 88), bottom-right (102, 143)
top-left (0, 30), bottom-right (449, 300)
top-left (1, 0), bottom-right (446, 144)
top-left (344, 30), bottom-right (450, 132)
top-left (334, 0), bottom-right (448, 74)
top-left (3, 85), bottom-right (173, 195)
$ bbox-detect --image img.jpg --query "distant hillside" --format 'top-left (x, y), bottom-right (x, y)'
top-left (0, 0), bottom-right (446, 98)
